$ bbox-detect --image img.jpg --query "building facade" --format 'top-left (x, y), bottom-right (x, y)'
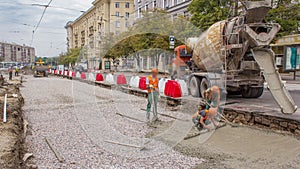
top-left (0, 42), bottom-right (35, 63)
top-left (134, 0), bottom-right (191, 19)
top-left (66, 0), bottom-right (134, 69)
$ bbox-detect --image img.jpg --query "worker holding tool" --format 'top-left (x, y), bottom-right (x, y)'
top-left (146, 68), bottom-right (159, 122)
top-left (192, 104), bottom-right (218, 131)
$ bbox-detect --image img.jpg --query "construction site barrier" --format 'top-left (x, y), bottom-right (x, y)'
top-left (164, 80), bottom-right (182, 98)
top-left (105, 74), bottom-right (115, 84)
top-left (96, 73), bottom-right (104, 81)
top-left (176, 79), bottom-right (188, 96)
top-left (81, 72), bottom-right (86, 79)
top-left (159, 78), bottom-right (170, 94)
top-left (139, 77), bottom-right (147, 90)
top-left (88, 73), bottom-right (96, 81)
top-left (129, 76), bottom-right (140, 88)
top-left (76, 72), bottom-right (81, 79)
top-left (117, 74), bottom-right (127, 85)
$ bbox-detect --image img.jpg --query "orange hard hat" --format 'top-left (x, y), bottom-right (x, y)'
top-left (151, 68), bottom-right (158, 73)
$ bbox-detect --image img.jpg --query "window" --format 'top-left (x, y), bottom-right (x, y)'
top-left (115, 21), bottom-right (120, 28)
top-left (125, 21), bottom-right (130, 27)
top-left (138, 8), bottom-right (142, 17)
top-left (145, 4), bottom-right (148, 11)
top-left (115, 2), bottom-right (120, 8)
top-left (125, 12), bottom-right (130, 18)
top-left (153, 0), bottom-right (157, 8)
top-left (116, 11), bottom-right (120, 17)
top-left (125, 2), bottom-right (130, 8)
top-left (115, 31), bottom-right (120, 35)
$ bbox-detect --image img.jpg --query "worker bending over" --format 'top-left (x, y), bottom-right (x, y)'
top-left (146, 68), bottom-right (159, 122)
top-left (192, 104), bottom-right (218, 131)
top-left (204, 86), bottom-right (221, 109)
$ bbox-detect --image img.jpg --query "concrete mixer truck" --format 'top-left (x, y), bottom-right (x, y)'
top-left (174, 1), bottom-right (297, 114)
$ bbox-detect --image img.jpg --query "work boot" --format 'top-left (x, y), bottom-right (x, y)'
top-left (152, 116), bottom-right (159, 122)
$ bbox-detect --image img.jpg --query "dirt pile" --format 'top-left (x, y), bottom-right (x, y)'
top-left (0, 84), bottom-right (24, 169)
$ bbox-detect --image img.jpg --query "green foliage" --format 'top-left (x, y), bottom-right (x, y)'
top-left (188, 0), bottom-right (230, 31)
top-left (188, 0), bottom-right (300, 36)
top-left (266, 3), bottom-right (300, 36)
top-left (102, 10), bottom-right (200, 59)
top-left (58, 48), bottom-right (81, 65)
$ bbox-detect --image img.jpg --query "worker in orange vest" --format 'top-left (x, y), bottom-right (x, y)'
top-left (146, 68), bottom-right (159, 122)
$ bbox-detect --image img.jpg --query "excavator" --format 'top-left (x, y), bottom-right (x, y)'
top-left (174, 1), bottom-right (297, 114)
top-left (33, 59), bottom-right (49, 77)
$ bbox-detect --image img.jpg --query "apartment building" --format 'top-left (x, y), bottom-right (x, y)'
top-left (65, 0), bottom-right (134, 69)
top-left (134, 0), bottom-right (191, 19)
top-left (0, 42), bottom-right (35, 63)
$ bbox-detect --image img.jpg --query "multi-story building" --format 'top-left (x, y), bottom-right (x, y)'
top-left (0, 42), bottom-right (35, 63)
top-left (134, 0), bottom-right (191, 20)
top-left (66, 0), bottom-right (134, 69)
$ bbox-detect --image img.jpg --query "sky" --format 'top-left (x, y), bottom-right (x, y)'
top-left (0, 0), bottom-right (94, 57)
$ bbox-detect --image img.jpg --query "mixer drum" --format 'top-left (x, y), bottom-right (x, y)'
top-left (192, 21), bottom-right (226, 71)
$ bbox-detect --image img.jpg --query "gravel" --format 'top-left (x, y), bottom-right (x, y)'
top-left (22, 76), bottom-right (203, 168)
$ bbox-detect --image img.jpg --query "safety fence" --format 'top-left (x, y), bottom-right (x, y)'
top-left (48, 69), bottom-right (189, 100)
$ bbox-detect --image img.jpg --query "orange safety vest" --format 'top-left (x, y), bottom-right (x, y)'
top-left (148, 76), bottom-right (159, 93)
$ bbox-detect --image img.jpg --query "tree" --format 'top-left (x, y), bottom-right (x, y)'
top-left (188, 0), bottom-right (231, 31)
top-left (57, 48), bottom-right (81, 66)
top-left (266, 2), bottom-right (300, 36)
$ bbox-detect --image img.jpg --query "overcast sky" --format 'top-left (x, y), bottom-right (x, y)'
top-left (0, 0), bottom-right (94, 57)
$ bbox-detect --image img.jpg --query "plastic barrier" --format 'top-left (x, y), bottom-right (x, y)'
top-left (81, 72), bottom-right (86, 79)
top-left (48, 69), bottom-right (51, 74)
top-left (129, 76), bottom-right (140, 88)
top-left (68, 71), bottom-right (72, 77)
top-left (139, 77), bottom-right (147, 90)
top-left (105, 73), bottom-right (115, 84)
top-left (176, 79), bottom-right (188, 96)
top-left (164, 80), bottom-right (182, 98)
top-left (158, 78), bottom-right (170, 94)
top-left (76, 72), bottom-right (81, 78)
top-left (88, 73), bottom-right (95, 81)
top-left (59, 70), bottom-right (63, 75)
top-left (55, 70), bottom-right (59, 75)
top-left (96, 73), bottom-right (104, 81)
top-left (64, 71), bottom-right (68, 76)
top-left (72, 71), bottom-right (75, 77)
top-left (117, 74), bottom-right (127, 85)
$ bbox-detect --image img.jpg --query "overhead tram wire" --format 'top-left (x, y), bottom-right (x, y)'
top-left (30, 0), bottom-right (54, 46)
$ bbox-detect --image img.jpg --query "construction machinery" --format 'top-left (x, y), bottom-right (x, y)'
top-left (33, 59), bottom-right (48, 77)
top-left (175, 1), bottom-right (297, 114)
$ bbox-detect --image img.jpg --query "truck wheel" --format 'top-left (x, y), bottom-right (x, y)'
top-left (227, 90), bottom-right (241, 95)
top-left (251, 87), bottom-right (264, 98)
top-left (200, 78), bottom-right (209, 98)
top-left (189, 76), bottom-right (200, 97)
top-left (241, 87), bottom-right (264, 98)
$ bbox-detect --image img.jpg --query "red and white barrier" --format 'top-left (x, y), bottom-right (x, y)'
top-left (105, 74), bottom-right (115, 84)
top-left (164, 80), bottom-right (182, 98)
top-left (176, 79), bottom-right (188, 96)
top-left (139, 77), bottom-right (147, 90)
top-left (81, 72), bottom-right (86, 79)
top-left (96, 73), bottom-right (104, 81)
top-left (129, 76), bottom-right (140, 88)
top-left (117, 74), bottom-right (127, 85)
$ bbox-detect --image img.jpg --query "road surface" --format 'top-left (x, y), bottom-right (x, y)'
top-left (22, 76), bottom-right (300, 169)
